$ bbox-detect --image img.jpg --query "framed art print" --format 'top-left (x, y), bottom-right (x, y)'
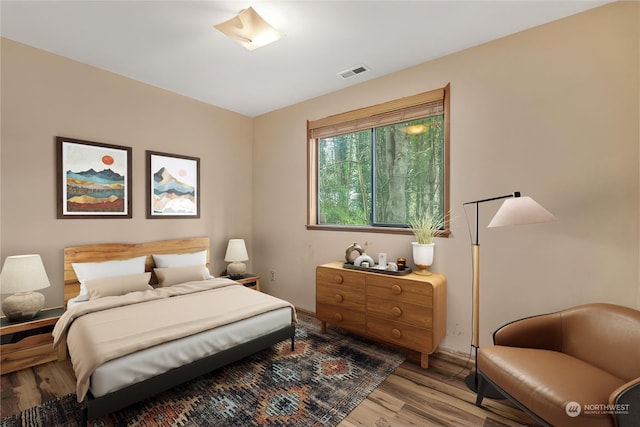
top-left (56, 137), bottom-right (132, 219)
top-left (146, 151), bottom-right (200, 218)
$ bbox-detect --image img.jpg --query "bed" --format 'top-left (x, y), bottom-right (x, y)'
top-left (53, 237), bottom-right (296, 424)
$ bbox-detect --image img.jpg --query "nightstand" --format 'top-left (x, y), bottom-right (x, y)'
top-left (230, 274), bottom-right (261, 291)
top-left (0, 306), bottom-right (66, 375)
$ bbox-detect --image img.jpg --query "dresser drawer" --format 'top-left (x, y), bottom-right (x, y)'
top-left (316, 266), bottom-right (365, 291)
top-left (367, 274), bottom-right (433, 305)
top-left (367, 316), bottom-right (433, 353)
top-left (317, 303), bottom-right (366, 334)
top-left (367, 296), bottom-right (432, 328)
top-left (317, 283), bottom-right (365, 311)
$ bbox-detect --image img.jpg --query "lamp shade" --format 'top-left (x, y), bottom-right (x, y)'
top-left (0, 254), bottom-right (51, 294)
top-left (224, 239), bottom-right (249, 262)
top-left (488, 196), bottom-right (557, 228)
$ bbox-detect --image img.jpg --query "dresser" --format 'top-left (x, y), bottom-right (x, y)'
top-left (316, 261), bottom-right (446, 368)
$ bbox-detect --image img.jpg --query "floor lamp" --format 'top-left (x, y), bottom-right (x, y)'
top-left (463, 191), bottom-right (557, 395)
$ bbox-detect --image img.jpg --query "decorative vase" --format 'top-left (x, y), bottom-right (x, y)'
top-left (412, 242), bottom-right (434, 275)
top-left (345, 242), bottom-right (364, 264)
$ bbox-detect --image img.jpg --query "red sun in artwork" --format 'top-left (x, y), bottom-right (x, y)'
top-left (102, 155), bottom-right (114, 165)
top-left (178, 169), bottom-right (187, 177)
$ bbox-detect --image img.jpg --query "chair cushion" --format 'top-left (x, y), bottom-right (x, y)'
top-left (479, 346), bottom-right (626, 427)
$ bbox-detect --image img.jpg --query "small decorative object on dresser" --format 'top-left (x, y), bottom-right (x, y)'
top-left (316, 261), bottom-right (446, 368)
top-left (353, 253), bottom-right (375, 267)
top-left (410, 211), bottom-right (445, 276)
top-left (411, 242), bottom-right (435, 275)
top-left (344, 242), bottom-right (364, 264)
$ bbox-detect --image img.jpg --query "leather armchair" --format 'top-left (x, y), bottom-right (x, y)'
top-left (475, 303), bottom-right (640, 427)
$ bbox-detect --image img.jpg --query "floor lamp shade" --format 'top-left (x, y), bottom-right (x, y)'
top-left (463, 192), bottom-right (556, 394)
top-left (488, 196), bottom-right (557, 228)
top-left (0, 254), bottom-right (51, 321)
top-left (224, 239), bottom-right (249, 279)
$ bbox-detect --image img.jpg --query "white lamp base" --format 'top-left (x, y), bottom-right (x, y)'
top-left (227, 261), bottom-right (247, 279)
top-left (1, 291), bottom-right (45, 321)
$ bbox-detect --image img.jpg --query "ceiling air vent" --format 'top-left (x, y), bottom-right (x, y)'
top-left (337, 64), bottom-right (370, 79)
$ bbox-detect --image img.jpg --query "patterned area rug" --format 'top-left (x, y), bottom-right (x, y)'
top-left (1, 317), bottom-right (405, 427)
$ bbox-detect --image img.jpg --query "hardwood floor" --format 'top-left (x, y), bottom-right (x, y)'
top-left (339, 353), bottom-right (539, 427)
top-left (0, 314), bottom-right (540, 426)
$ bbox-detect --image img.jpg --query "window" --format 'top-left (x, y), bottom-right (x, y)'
top-left (307, 85), bottom-right (449, 234)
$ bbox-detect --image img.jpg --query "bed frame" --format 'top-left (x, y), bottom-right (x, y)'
top-left (62, 237), bottom-right (296, 424)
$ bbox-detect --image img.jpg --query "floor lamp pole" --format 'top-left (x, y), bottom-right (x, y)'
top-left (472, 202), bottom-right (481, 351)
top-left (472, 243), bottom-right (480, 349)
top-left (463, 243), bottom-right (482, 391)
top-left (463, 194), bottom-right (514, 397)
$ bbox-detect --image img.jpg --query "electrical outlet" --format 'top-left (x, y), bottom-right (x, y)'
top-left (270, 270), bottom-right (276, 281)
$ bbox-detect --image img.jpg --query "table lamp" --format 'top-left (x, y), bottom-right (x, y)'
top-left (463, 192), bottom-right (557, 395)
top-left (0, 254), bottom-right (51, 321)
top-left (224, 239), bottom-right (249, 279)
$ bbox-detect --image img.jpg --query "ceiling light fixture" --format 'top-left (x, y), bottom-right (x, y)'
top-left (214, 6), bottom-right (284, 51)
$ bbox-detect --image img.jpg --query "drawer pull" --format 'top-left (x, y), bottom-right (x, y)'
top-left (392, 284), bottom-right (402, 295)
top-left (391, 306), bottom-right (402, 317)
top-left (333, 275), bottom-right (344, 284)
top-left (391, 328), bottom-right (402, 339)
top-left (334, 294), bottom-right (344, 303)
top-left (334, 313), bottom-right (343, 322)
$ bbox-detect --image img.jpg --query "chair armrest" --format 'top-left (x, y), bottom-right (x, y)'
top-left (610, 377), bottom-right (640, 427)
top-left (493, 311), bottom-right (562, 351)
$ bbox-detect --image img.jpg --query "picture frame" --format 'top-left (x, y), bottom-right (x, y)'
top-left (56, 137), bottom-right (132, 219)
top-left (146, 151), bottom-right (200, 218)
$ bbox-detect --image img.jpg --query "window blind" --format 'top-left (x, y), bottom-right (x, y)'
top-left (308, 88), bottom-right (445, 139)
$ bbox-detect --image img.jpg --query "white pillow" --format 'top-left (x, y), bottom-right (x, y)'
top-left (152, 250), bottom-right (214, 278)
top-left (72, 255), bottom-right (147, 302)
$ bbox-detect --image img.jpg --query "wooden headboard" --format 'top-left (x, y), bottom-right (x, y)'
top-left (63, 237), bottom-right (210, 306)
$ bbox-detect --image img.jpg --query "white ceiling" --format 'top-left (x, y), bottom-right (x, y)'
top-left (1, 1), bottom-right (610, 117)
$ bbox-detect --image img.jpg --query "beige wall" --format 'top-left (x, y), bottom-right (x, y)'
top-left (1, 2), bottom-right (638, 355)
top-left (1, 38), bottom-right (254, 308)
top-left (253, 2), bottom-right (639, 352)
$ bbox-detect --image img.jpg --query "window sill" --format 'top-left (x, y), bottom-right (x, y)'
top-left (306, 224), bottom-right (450, 238)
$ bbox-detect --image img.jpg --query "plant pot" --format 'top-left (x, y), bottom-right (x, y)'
top-left (412, 242), bottom-right (434, 276)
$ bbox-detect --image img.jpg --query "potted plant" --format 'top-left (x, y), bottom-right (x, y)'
top-left (409, 212), bottom-right (445, 275)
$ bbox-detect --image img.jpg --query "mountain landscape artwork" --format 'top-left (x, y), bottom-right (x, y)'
top-left (148, 151), bottom-right (199, 218)
top-left (152, 167), bottom-right (196, 214)
top-left (66, 167), bottom-right (126, 212)
top-left (57, 137), bottom-right (132, 218)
